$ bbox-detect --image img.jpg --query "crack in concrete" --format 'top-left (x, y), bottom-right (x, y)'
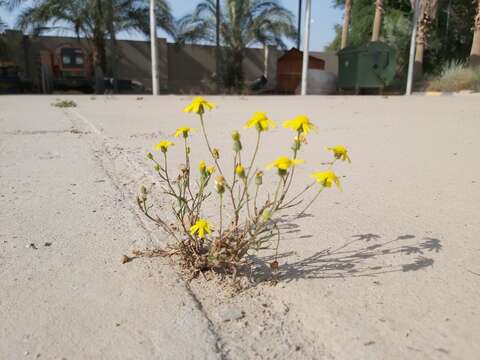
top-left (64, 108), bottom-right (227, 360)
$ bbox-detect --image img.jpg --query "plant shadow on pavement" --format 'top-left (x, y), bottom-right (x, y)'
top-left (249, 230), bottom-right (442, 283)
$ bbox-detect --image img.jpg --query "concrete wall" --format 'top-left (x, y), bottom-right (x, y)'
top-left (167, 44), bottom-right (280, 94)
top-left (312, 51), bottom-right (339, 75)
top-left (0, 31), bottom-right (335, 93)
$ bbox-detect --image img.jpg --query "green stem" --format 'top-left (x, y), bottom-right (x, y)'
top-left (298, 187), bottom-right (324, 217)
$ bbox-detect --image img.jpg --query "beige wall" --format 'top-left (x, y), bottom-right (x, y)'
top-left (0, 31), bottom-right (336, 93)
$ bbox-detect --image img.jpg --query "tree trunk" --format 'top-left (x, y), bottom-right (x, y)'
top-left (93, 31), bottom-right (107, 73)
top-left (93, 0), bottom-right (107, 72)
top-left (106, 0), bottom-right (118, 93)
top-left (371, 0), bottom-right (384, 41)
top-left (470, 0), bottom-right (480, 66)
top-left (414, 0), bottom-right (438, 79)
top-left (341, 0), bottom-right (352, 49)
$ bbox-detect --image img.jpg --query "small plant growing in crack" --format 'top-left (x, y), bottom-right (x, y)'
top-left (51, 99), bottom-right (77, 108)
top-left (138, 97), bottom-right (350, 280)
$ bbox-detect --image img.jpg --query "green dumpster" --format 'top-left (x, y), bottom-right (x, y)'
top-left (338, 42), bottom-right (396, 92)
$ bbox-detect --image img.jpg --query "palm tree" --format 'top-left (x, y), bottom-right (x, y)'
top-left (11, 0), bottom-right (174, 74)
top-left (177, 0), bottom-right (296, 90)
top-left (471, 0), bottom-right (480, 66)
top-left (371, 0), bottom-right (384, 41)
top-left (341, 0), bottom-right (352, 49)
top-left (414, 0), bottom-right (438, 78)
top-left (0, 0), bottom-right (7, 31)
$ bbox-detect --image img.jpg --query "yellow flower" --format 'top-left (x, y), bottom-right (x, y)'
top-left (207, 166), bottom-right (216, 175)
top-left (311, 170), bottom-right (342, 191)
top-left (199, 160), bottom-right (206, 173)
top-left (327, 145), bottom-right (351, 163)
top-left (235, 164), bottom-right (246, 178)
top-left (154, 140), bottom-right (174, 153)
top-left (183, 96), bottom-right (216, 115)
top-left (245, 112), bottom-right (276, 132)
top-left (266, 156), bottom-right (304, 171)
top-left (190, 219), bottom-right (213, 239)
top-left (174, 127), bottom-right (195, 138)
top-left (283, 115), bottom-right (317, 135)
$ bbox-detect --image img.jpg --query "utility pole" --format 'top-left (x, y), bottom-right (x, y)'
top-left (150, 0), bottom-right (159, 95)
top-left (406, 0), bottom-right (420, 95)
top-left (297, 0), bottom-right (302, 49)
top-left (300, 0), bottom-right (311, 96)
top-left (216, 0), bottom-right (221, 92)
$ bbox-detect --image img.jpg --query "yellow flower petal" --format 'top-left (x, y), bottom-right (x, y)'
top-left (266, 156), bottom-right (304, 171)
top-left (190, 219), bottom-right (213, 239)
top-left (283, 115), bottom-right (317, 135)
top-left (183, 97), bottom-right (216, 115)
top-left (327, 145), bottom-right (351, 163)
top-left (154, 140), bottom-right (174, 152)
top-left (174, 127), bottom-right (195, 138)
top-left (245, 112), bottom-right (276, 132)
top-left (311, 170), bottom-right (342, 191)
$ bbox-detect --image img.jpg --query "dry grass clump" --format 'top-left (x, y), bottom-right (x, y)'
top-left (51, 99), bottom-right (77, 108)
top-left (138, 97), bottom-right (350, 280)
top-left (426, 64), bottom-right (480, 92)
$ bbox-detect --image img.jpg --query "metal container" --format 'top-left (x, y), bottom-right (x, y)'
top-left (338, 42), bottom-right (396, 92)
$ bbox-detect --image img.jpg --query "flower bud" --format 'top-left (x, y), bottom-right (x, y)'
top-left (207, 166), bottom-right (216, 176)
top-left (154, 164), bottom-right (160, 172)
top-left (231, 130), bottom-right (241, 141)
top-left (231, 131), bottom-right (242, 152)
top-left (199, 160), bottom-right (207, 177)
top-left (278, 168), bottom-right (287, 177)
top-left (215, 175), bottom-right (226, 194)
top-left (262, 209), bottom-right (271, 221)
top-left (235, 164), bottom-right (246, 179)
top-left (146, 152), bottom-right (153, 160)
top-left (233, 140), bottom-right (242, 153)
top-left (212, 148), bottom-right (220, 159)
top-left (255, 171), bottom-right (263, 186)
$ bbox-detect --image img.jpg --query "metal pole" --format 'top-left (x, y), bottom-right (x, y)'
top-left (216, 0), bottom-right (221, 92)
top-left (300, 0), bottom-right (311, 96)
top-left (406, 0), bottom-right (419, 95)
top-left (150, 0), bottom-right (159, 95)
top-left (297, 0), bottom-right (302, 49)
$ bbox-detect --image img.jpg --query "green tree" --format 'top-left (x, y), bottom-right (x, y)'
top-left (9, 0), bottom-right (174, 74)
top-left (328, 0), bottom-right (477, 77)
top-left (177, 0), bottom-right (296, 90)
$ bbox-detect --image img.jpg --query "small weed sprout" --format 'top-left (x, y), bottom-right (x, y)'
top-left (138, 97), bottom-right (350, 278)
top-left (52, 99), bottom-right (77, 108)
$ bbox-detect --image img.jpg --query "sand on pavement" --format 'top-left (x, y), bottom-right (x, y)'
top-left (1, 94), bottom-right (479, 359)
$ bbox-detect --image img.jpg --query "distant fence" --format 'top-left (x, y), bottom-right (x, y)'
top-left (0, 30), bottom-right (338, 94)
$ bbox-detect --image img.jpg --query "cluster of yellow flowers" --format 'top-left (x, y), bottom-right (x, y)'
top-left (149, 96), bottom-right (351, 241)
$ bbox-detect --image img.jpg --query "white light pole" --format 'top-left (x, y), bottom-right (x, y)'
top-left (406, 0), bottom-right (420, 95)
top-left (150, 0), bottom-right (159, 95)
top-left (300, 0), bottom-right (312, 96)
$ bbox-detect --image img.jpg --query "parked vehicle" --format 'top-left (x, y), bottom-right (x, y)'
top-left (38, 44), bottom-right (102, 93)
top-left (0, 61), bottom-right (23, 94)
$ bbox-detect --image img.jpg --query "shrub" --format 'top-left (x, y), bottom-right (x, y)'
top-left (138, 97), bottom-right (350, 279)
top-left (426, 63), bottom-right (480, 92)
top-left (51, 99), bottom-right (77, 108)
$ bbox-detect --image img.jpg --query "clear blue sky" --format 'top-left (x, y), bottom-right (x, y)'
top-left (0, 0), bottom-right (343, 51)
